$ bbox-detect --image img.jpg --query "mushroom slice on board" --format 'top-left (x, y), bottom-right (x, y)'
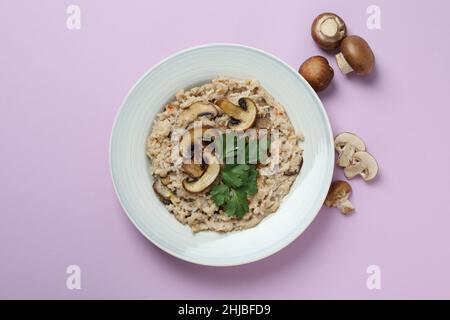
top-left (334, 132), bottom-right (366, 168)
top-left (311, 12), bottom-right (347, 50)
top-left (335, 35), bottom-right (375, 75)
top-left (299, 56), bottom-right (334, 92)
top-left (344, 151), bottom-right (379, 181)
top-left (153, 179), bottom-right (179, 204)
top-left (178, 102), bottom-right (218, 127)
top-left (325, 180), bottom-right (355, 215)
top-left (182, 152), bottom-right (220, 193)
top-left (216, 98), bottom-right (257, 131)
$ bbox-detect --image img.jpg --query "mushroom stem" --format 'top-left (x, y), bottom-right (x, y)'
top-left (344, 161), bottom-right (365, 179)
top-left (336, 52), bottom-right (354, 74)
top-left (337, 145), bottom-right (356, 167)
top-left (337, 199), bottom-right (355, 215)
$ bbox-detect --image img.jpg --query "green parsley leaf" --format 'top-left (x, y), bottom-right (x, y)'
top-left (210, 184), bottom-right (230, 206)
top-left (237, 165), bottom-right (258, 196)
top-left (224, 189), bottom-right (249, 218)
top-left (221, 164), bottom-right (250, 188)
top-left (208, 133), bottom-right (262, 218)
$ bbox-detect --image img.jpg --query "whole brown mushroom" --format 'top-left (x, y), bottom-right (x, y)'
top-left (311, 12), bottom-right (347, 50)
top-left (335, 35), bottom-right (375, 76)
top-left (299, 56), bottom-right (334, 92)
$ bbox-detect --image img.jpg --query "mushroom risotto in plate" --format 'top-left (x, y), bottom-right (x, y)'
top-left (146, 77), bottom-right (304, 232)
top-left (110, 44), bottom-right (334, 266)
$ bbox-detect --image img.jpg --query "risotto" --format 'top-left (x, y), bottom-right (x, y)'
top-left (146, 77), bottom-right (303, 232)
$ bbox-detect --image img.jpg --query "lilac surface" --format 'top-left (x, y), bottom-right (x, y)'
top-left (0, 0), bottom-right (449, 299)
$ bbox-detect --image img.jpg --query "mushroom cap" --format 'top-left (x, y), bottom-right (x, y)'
top-left (311, 12), bottom-right (347, 50)
top-left (299, 56), bottom-right (334, 92)
top-left (325, 180), bottom-right (352, 206)
top-left (340, 36), bottom-right (375, 75)
top-left (335, 132), bottom-right (366, 151)
top-left (182, 152), bottom-right (220, 193)
top-left (216, 98), bottom-right (257, 131)
top-left (344, 151), bottom-right (379, 181)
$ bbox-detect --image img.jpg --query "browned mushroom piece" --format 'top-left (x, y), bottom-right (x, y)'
top-left (179, 126), bottom-right (220, 159)
top-left (215, 98), bottom-right (257, 131)
top-left (182, 151), bottom-right (220, 193)
top-left (178, 102), bottom-right (218, 127)
top-left (311, 12), bottom-right (347, 50)
top-left (299, 56), bottom-right (334, 92)
top-left (335, 36), bottom-right (375, 75)
top-left (153, 179), bottom-right (179, 204)
top-left (325, 180), bottom-right (355, 214)
top-left (181, 163), bottom-right (205, 178)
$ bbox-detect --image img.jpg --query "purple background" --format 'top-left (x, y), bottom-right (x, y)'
top-left (1, 0), bottom-right (449, 299)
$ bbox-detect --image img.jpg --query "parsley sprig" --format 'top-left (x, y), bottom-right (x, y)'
top-left (209, 133), bottom-right (267, 218)
top-left (210, 164), bottom-right (258, 218)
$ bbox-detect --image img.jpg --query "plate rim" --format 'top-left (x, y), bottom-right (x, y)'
top-left (109, 43), bottom-right (334, 267)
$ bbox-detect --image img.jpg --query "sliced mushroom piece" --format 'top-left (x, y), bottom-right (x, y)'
top-left (182, 152), bottom-right (220, 193)
top-left (160, 175), bottom-right (171, 186)
top-left (153, 179), bottom-right (178, 204)
top-left (178, 102), bottom-right (218, 127)
top-left (325, 180), bottom-right (355, 215)
top-left (181, 163), bottom-right (205, 178)
top-left (179, 126), bottom-right (220, 159)
top-left (334, 132), bottom-right (366, 167)
top-left (179, 126), bottom-right (207, 157)
top-left (335, 35), bottom-right (375, 75)
top-left (216, 98), bottom-right (257, 131)
top-left (344, 151), bottom-right (378, 181)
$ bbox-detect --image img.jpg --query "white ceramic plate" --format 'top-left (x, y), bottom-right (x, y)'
top-left (110, 44), bottom-right (334, 266)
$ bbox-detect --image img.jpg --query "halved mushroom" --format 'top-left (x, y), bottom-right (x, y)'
top-left (182, 152), bottom-right (220, 193)
top-left (335, 35), bottom-right (375, 75)
top-left (216, 98), bottom-right (257, 131)
top-left (344, 151), bottom-right (378, 181)
top-left (178, 102), bottom-right (218, 127)
top-left (325, 180), bottom-right (355, 215)
top-left (153, 179), bottom-right (178, 204)
top-left (335, 132), bottom-right (366, 167)
top-left (181, 163), bottom-right (205, 178)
